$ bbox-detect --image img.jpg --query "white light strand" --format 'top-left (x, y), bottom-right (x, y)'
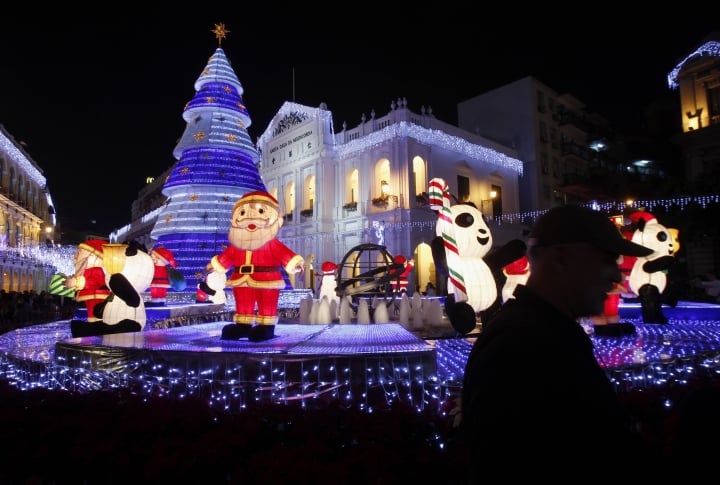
top-left (0, 128), bottom-right (47, 186)
top-left (333, 122), bottom-right (523, 175)
top-left (667, 40), bottom-right (720, 89)
top-left (112, 194), bottom-right (720, 245)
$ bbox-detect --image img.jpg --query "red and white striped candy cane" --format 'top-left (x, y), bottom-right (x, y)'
top-left (428, 178), bottom-right (468, 302)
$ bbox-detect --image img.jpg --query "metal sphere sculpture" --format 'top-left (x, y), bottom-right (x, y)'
top-left (335, 243), bottom-right (404, 310)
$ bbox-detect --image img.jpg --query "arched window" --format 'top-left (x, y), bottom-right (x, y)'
top-left (303, 174), bottom-right (316, 217)
top-left (375, 158), bottom-right (390, 198)
top-left (343, 168), bottom-right (359, 213)
top-left (412, 155), bottom-right (427, 205)
top-left (348, 169), bottom-right (358, 204)
top-left (283, 181), bottom-right (295, 221)
top-left (372, 158), bottom-right (391, 209)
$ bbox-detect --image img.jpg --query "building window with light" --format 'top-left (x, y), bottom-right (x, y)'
top-left (708, 85), bottom-right (720, 125)
top-left (343, 168), bottom-right (359, 213)
top-left (284, 181), bottom-right (295, 221)
top-left (457, 175), bottom-right (470, 202)
top-left (302, 174), bottom-right (315, 218)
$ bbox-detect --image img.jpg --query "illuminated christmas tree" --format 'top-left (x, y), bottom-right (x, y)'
top-left (150, 24), bottom-right (265, 289)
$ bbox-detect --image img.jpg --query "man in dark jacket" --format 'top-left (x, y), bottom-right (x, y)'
top-left (460, 205), bottom-right (658, 479)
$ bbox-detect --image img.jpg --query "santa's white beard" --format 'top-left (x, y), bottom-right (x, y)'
top-left (229, 226), bottom-right (279, 251)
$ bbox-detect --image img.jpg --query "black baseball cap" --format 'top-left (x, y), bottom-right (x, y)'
top-left (528, 205), bottom-right (653, 257)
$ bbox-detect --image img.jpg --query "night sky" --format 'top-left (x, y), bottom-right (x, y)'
top-left (0, 9), bottom-right (715, 237)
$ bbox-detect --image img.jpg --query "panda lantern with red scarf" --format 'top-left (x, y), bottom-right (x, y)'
top-left (627, 210), bottom-right (680, 324)
top-left (428, 178), bottom-right (526, 334)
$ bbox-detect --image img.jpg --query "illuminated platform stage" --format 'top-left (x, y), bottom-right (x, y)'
top-left (2, 300), bottom-right (720, 412)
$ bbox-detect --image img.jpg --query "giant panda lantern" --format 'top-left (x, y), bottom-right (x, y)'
top-left (70, 241), bottom-right (154, 337)
top-left (628, 211), bottom-right (679, 324)
top-left (428, 178), bottom-right (526, 334)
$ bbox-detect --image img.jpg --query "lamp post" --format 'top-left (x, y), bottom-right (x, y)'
top-left (44, 226), bottom-right (54, 246)
top-left (381, 180), bottom-right (390, 199)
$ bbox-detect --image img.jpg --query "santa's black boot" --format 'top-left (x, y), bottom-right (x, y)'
top-left (249, 324), bottom-right (275, 342)
top-left (221, 323), bottom-right (252, 340)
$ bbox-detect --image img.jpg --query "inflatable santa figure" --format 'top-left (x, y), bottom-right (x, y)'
top-left (64, 239), bottom-right (110, 324)
top-left (591, 215), bottom-right (638, 335)
top-left (203, 191), bottom-right (304, 342)
top-left (148, 247), bottom-right (177, 306)
top-left (389, 255), bottom-right (414, 294)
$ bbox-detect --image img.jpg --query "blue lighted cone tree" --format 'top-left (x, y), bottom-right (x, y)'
top-left (150, 24), bottom-right (266, 290)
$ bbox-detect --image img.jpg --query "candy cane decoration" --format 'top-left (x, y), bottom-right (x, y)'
top-left (428, 178), bottom-right (468, 303)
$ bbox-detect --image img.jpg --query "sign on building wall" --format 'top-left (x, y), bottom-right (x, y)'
top-left (266, 121), bottom-right (319, 166)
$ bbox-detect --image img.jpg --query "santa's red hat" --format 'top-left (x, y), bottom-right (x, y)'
top-left (152, 247), bottom-right (177, 268)
top-left (78, 239), bottom-right (106, 258)
top-left (394, 255), bottom-right (407, 265)
top-left (321, 261), bottom-right (337, 274)
top-left (233, 191), bottom-right (279, 212)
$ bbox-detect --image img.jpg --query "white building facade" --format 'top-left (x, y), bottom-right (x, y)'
top-left (256, 98), bottom-right (524, 293)
top-left (0, 125), bottom-right (59, 292)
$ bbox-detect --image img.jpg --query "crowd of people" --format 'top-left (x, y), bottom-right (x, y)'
top-left (689, 271), bottom-right (720, 302)
top-left (0, 289), bottom-right (75, 334)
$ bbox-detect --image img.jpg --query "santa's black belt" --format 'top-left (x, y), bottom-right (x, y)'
top-left (235, 265), bottom-right (280, 275)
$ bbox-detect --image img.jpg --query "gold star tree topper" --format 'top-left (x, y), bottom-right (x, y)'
top-left (211, 23), bottom-right (230, 45)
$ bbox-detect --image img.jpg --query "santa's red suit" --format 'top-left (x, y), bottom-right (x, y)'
top-left (389, 255), bottom-right (414, 293)
top-left (618, 238), bottom-right (637, 295)
top-left (72, 239), bottom-right (110, 323)
top-left (212, 233), bottom-right (302, 326)
top-left (149, 247), bottom-right (177, 305)
top-left (592, 216), bottom-right (640, 326)
top-left (212, 191), bottom-right (304, 342)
